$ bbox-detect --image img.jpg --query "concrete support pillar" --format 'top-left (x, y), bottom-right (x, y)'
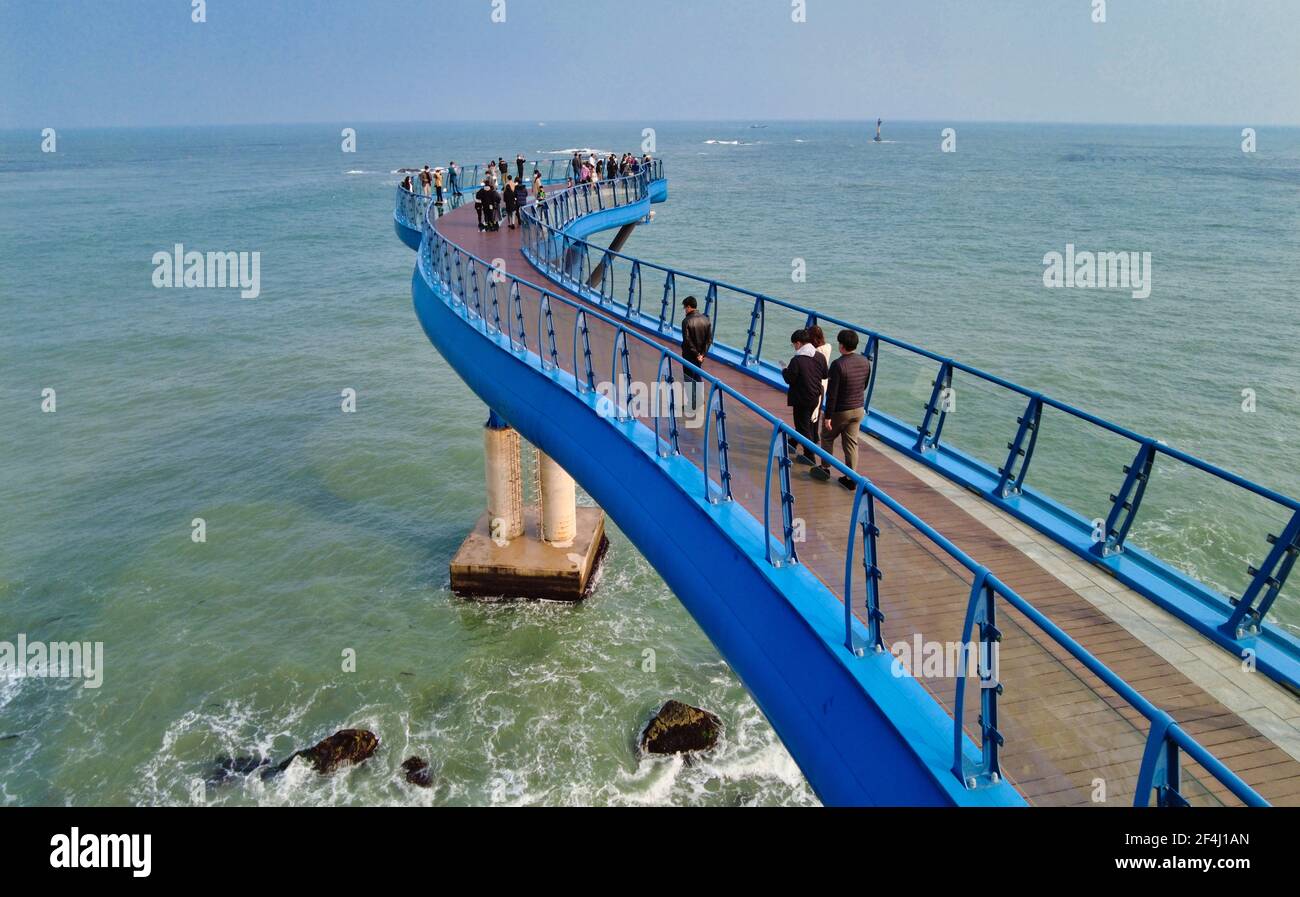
top-left (538, 451), bottom-right (577, 547)
top-left (484, 414), bottom-right (523, 542)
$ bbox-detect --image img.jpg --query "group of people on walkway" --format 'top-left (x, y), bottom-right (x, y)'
top-left (678, 300), bottom-right (872, 488)
top-left (404, 149), bottom-right (660, 228)
top-left (405, 161), bottom-right (476, 207)
top-left (473, 163), bottom-right (544, 233)
top-left (781, 327), bottom-right (873, 489)
top-left (405, 164), bottom-right (452, 204)
top-left (569, 151), bottom-right (653, 184)
top-left (407, 152), bottom-right (870, 482)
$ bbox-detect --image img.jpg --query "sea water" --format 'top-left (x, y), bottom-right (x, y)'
top-left (1, 121), bottom-right (1296, 805)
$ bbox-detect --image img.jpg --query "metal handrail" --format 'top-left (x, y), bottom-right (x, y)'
top-left (406, 170), bottom-right (1268, 807)
top-left (513, 166), bottom-right (1299, 647)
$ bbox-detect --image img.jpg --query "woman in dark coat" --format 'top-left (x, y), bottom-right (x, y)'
top-left (502, 177), bottom-right (518, 230)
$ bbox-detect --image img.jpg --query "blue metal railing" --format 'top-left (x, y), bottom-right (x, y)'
top-left (403, 168), bottom-right (1269, 807)
top-left (515, 165), bottom-right (1300, 672)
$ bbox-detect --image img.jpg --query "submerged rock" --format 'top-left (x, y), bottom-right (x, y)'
top-left (401, 756), bottom-right (433, 788)
top-left (278, 728), bottom-right (380, 774)
top-left (211, 729), bottom-right (381, 783)
top-left (639, 701), bottom-right (721, 756)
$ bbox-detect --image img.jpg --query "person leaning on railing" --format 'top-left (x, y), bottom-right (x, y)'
top-left (811, 330), bottom-right (872, 489)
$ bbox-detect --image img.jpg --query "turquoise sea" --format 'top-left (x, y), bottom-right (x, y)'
top-left (1, 121), bottom-right (1297, 805)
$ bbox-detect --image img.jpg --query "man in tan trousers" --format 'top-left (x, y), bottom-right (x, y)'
top-left (810, 330), bottom-right (872, 489)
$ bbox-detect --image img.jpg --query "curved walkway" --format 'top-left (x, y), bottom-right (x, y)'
top-left (399, 172), bottom-right (1300, 806)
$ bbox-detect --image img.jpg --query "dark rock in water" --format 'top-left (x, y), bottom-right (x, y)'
top-left (213, 729), bottom-right (381, 783)
top-left (274, 728), bottom-right (380, 775)
top-left (401, 756), bottom-right (433, 788)
top-left (639, 701), bottom-right (721, 756)
top-left (208, 755), bottom-right (271, 786)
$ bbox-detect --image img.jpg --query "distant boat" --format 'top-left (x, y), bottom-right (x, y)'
top-left (873, 119), bottom-right (883, 143)
top-left (749, 124), bottom-right (768, 129)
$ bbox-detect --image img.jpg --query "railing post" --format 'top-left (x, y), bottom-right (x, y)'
top-left (707, 388), bottom-right (733, 503)
top-left (538, 294), bottom-right (559, 371)
top-left (742, 296), bottom-right (764, 365)
top-left (1134, 715), bottom-right (1189, 807)
top-left (654, 352), bottom-right (681, 457)
top-left (1093, 440), bottom-right (1157, 557)
top-left (952, 572), bottom-right (1003, 789)
top-left (575, 241), bottom-right (590, 288)
top-left (1224, 509), bottom-right (1300, 638)
top-left (915, 360), bottom-right (954, 452)
top-left (658, 270), bottom-right (676, 331)
top-left (844, 483), bottom-right (886, 656)
top-left (703, 283), bottom-right (718, 321)
top-left (453, 250), bottom-right (465, 308)
top-left (573, 310), bottom-right (594, 392)
top-left (488, 278), bottom-right (502, 333)
top-left (995, 395), bottom-right (1044, 498)
top-left (762, 424), bottom-right (799, 567)
top-left (627, 259), bottom-right (641, 318)
top-left (610, 328), bottom-right (633, 420)
top-left (510, 282), bottom-right (527, 353)
top-left (862, 334), bottom-right (880, 412)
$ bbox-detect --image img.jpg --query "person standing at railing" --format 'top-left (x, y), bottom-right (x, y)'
top-left (807, 325), bottom-right (831, 431)
top-left (433, 167), bottom-right (444, 205)
top-left (419, 165), bottom-right (433, 197)
top-left (782, 329), bottom-right (828, 466)
top-left (571, 152), bottom-right (582, 181)
top-left (513, 179), bottom-right (529, 224)
top-left (477, 179), bottom-right (502, 232)
top-left (681, 296), bottom-right (713, 410)
top-left (502, 176), bottom-right (519, 231)
top-left (400, 175), bottom-right (413, 193)
top-left (811, 330), bottom-right (872, 489)
top-left (532, 169), bottom-right (542, 197)
top-left (448, 161), bottom-right (459, 195)
top-left (516, 153), bottom-right (526, 182)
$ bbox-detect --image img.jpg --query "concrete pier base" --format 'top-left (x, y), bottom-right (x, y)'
top-left (449, 507), bottom-right (607, 602)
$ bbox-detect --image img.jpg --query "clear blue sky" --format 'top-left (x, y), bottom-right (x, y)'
top-left (2, 0), bottom-right (1296, 128)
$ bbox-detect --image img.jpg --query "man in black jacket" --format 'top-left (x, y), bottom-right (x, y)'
top-left (476, 180), bottom-right (501, 231)
top-left (811, 329), bottom-right (872, 488)
top-left (782, 329), bottom-right (828, 465)
top-left (680, 296), bottom-right (712, 409)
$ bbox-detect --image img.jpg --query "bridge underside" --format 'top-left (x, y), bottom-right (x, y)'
top-left (416, 193), bottom-right (1300, 806)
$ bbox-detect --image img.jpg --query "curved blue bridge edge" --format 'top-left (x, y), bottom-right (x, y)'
top-left (409, 181), bottom-right (1023, 806)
